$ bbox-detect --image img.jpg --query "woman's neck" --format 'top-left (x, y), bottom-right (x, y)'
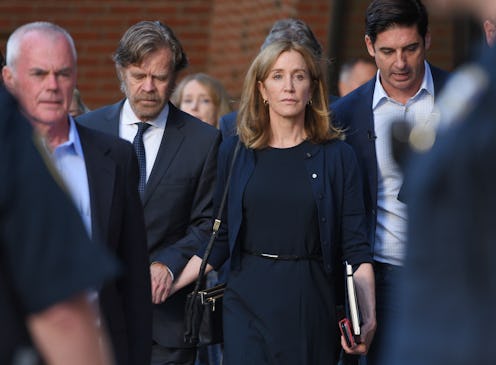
top-left (268, 117), bottom-right (306, 148)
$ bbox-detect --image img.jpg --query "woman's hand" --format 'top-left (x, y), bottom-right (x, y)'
top-left (341, 317), bottom-right (376, 355)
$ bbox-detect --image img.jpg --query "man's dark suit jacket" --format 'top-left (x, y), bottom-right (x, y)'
top-left (330, 65), bottom-right (449, 248)
top-left (77, 101), bottom-right (221, 348)
top-left (76, 123), bottom-right (151, 365)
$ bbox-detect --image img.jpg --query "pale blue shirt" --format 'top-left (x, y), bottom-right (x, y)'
top-left (372, 61), bottom-right (436, 266)
top-left (51, 116), bottom-right (92, 237)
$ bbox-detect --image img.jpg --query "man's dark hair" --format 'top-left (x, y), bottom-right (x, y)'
top-left (365, 0), bottom-right (429, 44)
top-left (113, 20), bottom-right (188, 72)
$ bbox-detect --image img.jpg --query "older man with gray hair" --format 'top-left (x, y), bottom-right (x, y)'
top-left (77, 21), bottom-right (221, 365)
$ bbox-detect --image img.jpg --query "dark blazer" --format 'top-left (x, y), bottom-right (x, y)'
top-left (75, 123), bottom-right (151, 365)
top-left (218, 111), bottom-right (238, 139)
top-left (204, 137), bottom-right (372, 276)
top-left (330, 65), bottom-right (449, 248)
top-left (77, 102), bottom-right (221, 348)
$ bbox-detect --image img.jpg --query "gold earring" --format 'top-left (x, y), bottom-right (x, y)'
top-left (263, 99), bottom-right (268, 106)
top-left (307, 99), bottom-right (313, 106)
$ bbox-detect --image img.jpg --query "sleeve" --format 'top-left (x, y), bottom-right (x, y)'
top-left (196, 137), bottom-right (236, 270)
top-left (151, 130), bottom-right (222, 276)
top-left (339, 145), bottom-right (373, 266)
top-left (0, 101), bottom-right (118, 314)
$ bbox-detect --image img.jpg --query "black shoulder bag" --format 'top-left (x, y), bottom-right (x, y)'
top-left (184, 140), bottom-right (241, 346)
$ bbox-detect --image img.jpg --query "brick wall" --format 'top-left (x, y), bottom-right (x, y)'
top-left (0, 0), bottom-right (457, 110)
top-left (208, 0), bottom-right (332, 105)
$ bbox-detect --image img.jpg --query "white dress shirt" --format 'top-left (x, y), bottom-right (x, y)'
top-left (372, 61), bottom-right (437, 266)
top-left (119, 99), bottom-right (168, 182)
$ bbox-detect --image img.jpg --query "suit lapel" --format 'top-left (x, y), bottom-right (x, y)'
top-left (430, 65), bottom-right (449, 95)
top-left (228, 144), bottom-right (254, 269)
top-left (77, 124), bottom-right (116, 245)
top-left (143, 103), bottom-right (185, 206)
top-left (102, 101), bottom-right (124, 136)
top-left (358, 78), bottom-right (378, 212)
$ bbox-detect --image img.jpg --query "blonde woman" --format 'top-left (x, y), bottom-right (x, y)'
top-left (169, 41), bottom-right (376, 365)
top-left (172, 73), bottom-right (231, 128)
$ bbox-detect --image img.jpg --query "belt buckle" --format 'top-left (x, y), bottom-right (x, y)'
top-left (260, 253), bottom-right (279, 259)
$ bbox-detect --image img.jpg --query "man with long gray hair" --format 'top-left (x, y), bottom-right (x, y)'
top-left (77, 21), bottom-right (221, 365)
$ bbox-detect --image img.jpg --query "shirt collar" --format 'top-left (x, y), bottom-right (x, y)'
top-left (372, 61), bottom-right (434, 109)
top-left (52, 116), bottom-right (84, 157)
top-left (121, 99), bottom-right (169, 129)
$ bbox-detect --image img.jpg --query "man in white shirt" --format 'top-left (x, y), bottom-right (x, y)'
top-left (77, 21), bottom-right (221, 365)
top-left (331, 1), bottom-right (449, 363)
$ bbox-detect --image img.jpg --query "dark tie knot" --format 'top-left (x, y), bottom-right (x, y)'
top-left (136, 122), bottom-right (151, 135)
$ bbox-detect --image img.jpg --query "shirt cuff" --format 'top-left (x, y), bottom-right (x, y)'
top-left (151, 261), bottom-right (175, 281)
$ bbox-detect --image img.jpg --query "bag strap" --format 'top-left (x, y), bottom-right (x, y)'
top-left (191, 140), bottom-right (241, 294)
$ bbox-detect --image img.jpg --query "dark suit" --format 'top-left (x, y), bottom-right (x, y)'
top-left (383, 45), bottom-right (496, 365)
top-left (76, 123), bottom-right (152, 365)
top-left (331, 64), bottom-right (449, 364)
top-left (0, 87), bottom-right (118, 364)
top-left (77, 101), bottom-right (221, 352)
top-left (330, 65), bottom-right (449, 248)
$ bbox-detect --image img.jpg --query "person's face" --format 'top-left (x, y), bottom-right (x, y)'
top-left (258, 50), bottom-right (312, 123)
top-left (119, 47), bottom-right (174, 121)
top-left (484, 19), bottom-right (496, 47)
top-left (339, 61), bottom-right (377, 96)
top-left (365, 25), bottom-right (430, 103)
top-left (2, 31), bottom-right (76, 126)
top-left (69, 96), bottom-right (83, 117)
top-left (179, 80), bottom-right (217, 126)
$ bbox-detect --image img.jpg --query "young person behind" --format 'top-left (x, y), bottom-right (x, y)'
top-left (171, 73), bottom-right (231, 129)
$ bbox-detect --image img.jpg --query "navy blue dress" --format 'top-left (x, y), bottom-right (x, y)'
top-left (222, 141), bottom-right (339, 365)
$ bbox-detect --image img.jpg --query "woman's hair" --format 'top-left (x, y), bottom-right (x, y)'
top-left (171, 73), bottom-right (232, 128)
top-left (237, 40), bottom-right (342, 149)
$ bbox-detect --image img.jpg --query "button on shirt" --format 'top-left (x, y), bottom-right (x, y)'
top-left (372, 61), bottom-right (437, 266)
top-left (119, 99), bottom-right (168, 183)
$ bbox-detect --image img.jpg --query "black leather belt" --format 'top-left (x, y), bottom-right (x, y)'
top-left (243, 249), bottom-right (322, 261)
